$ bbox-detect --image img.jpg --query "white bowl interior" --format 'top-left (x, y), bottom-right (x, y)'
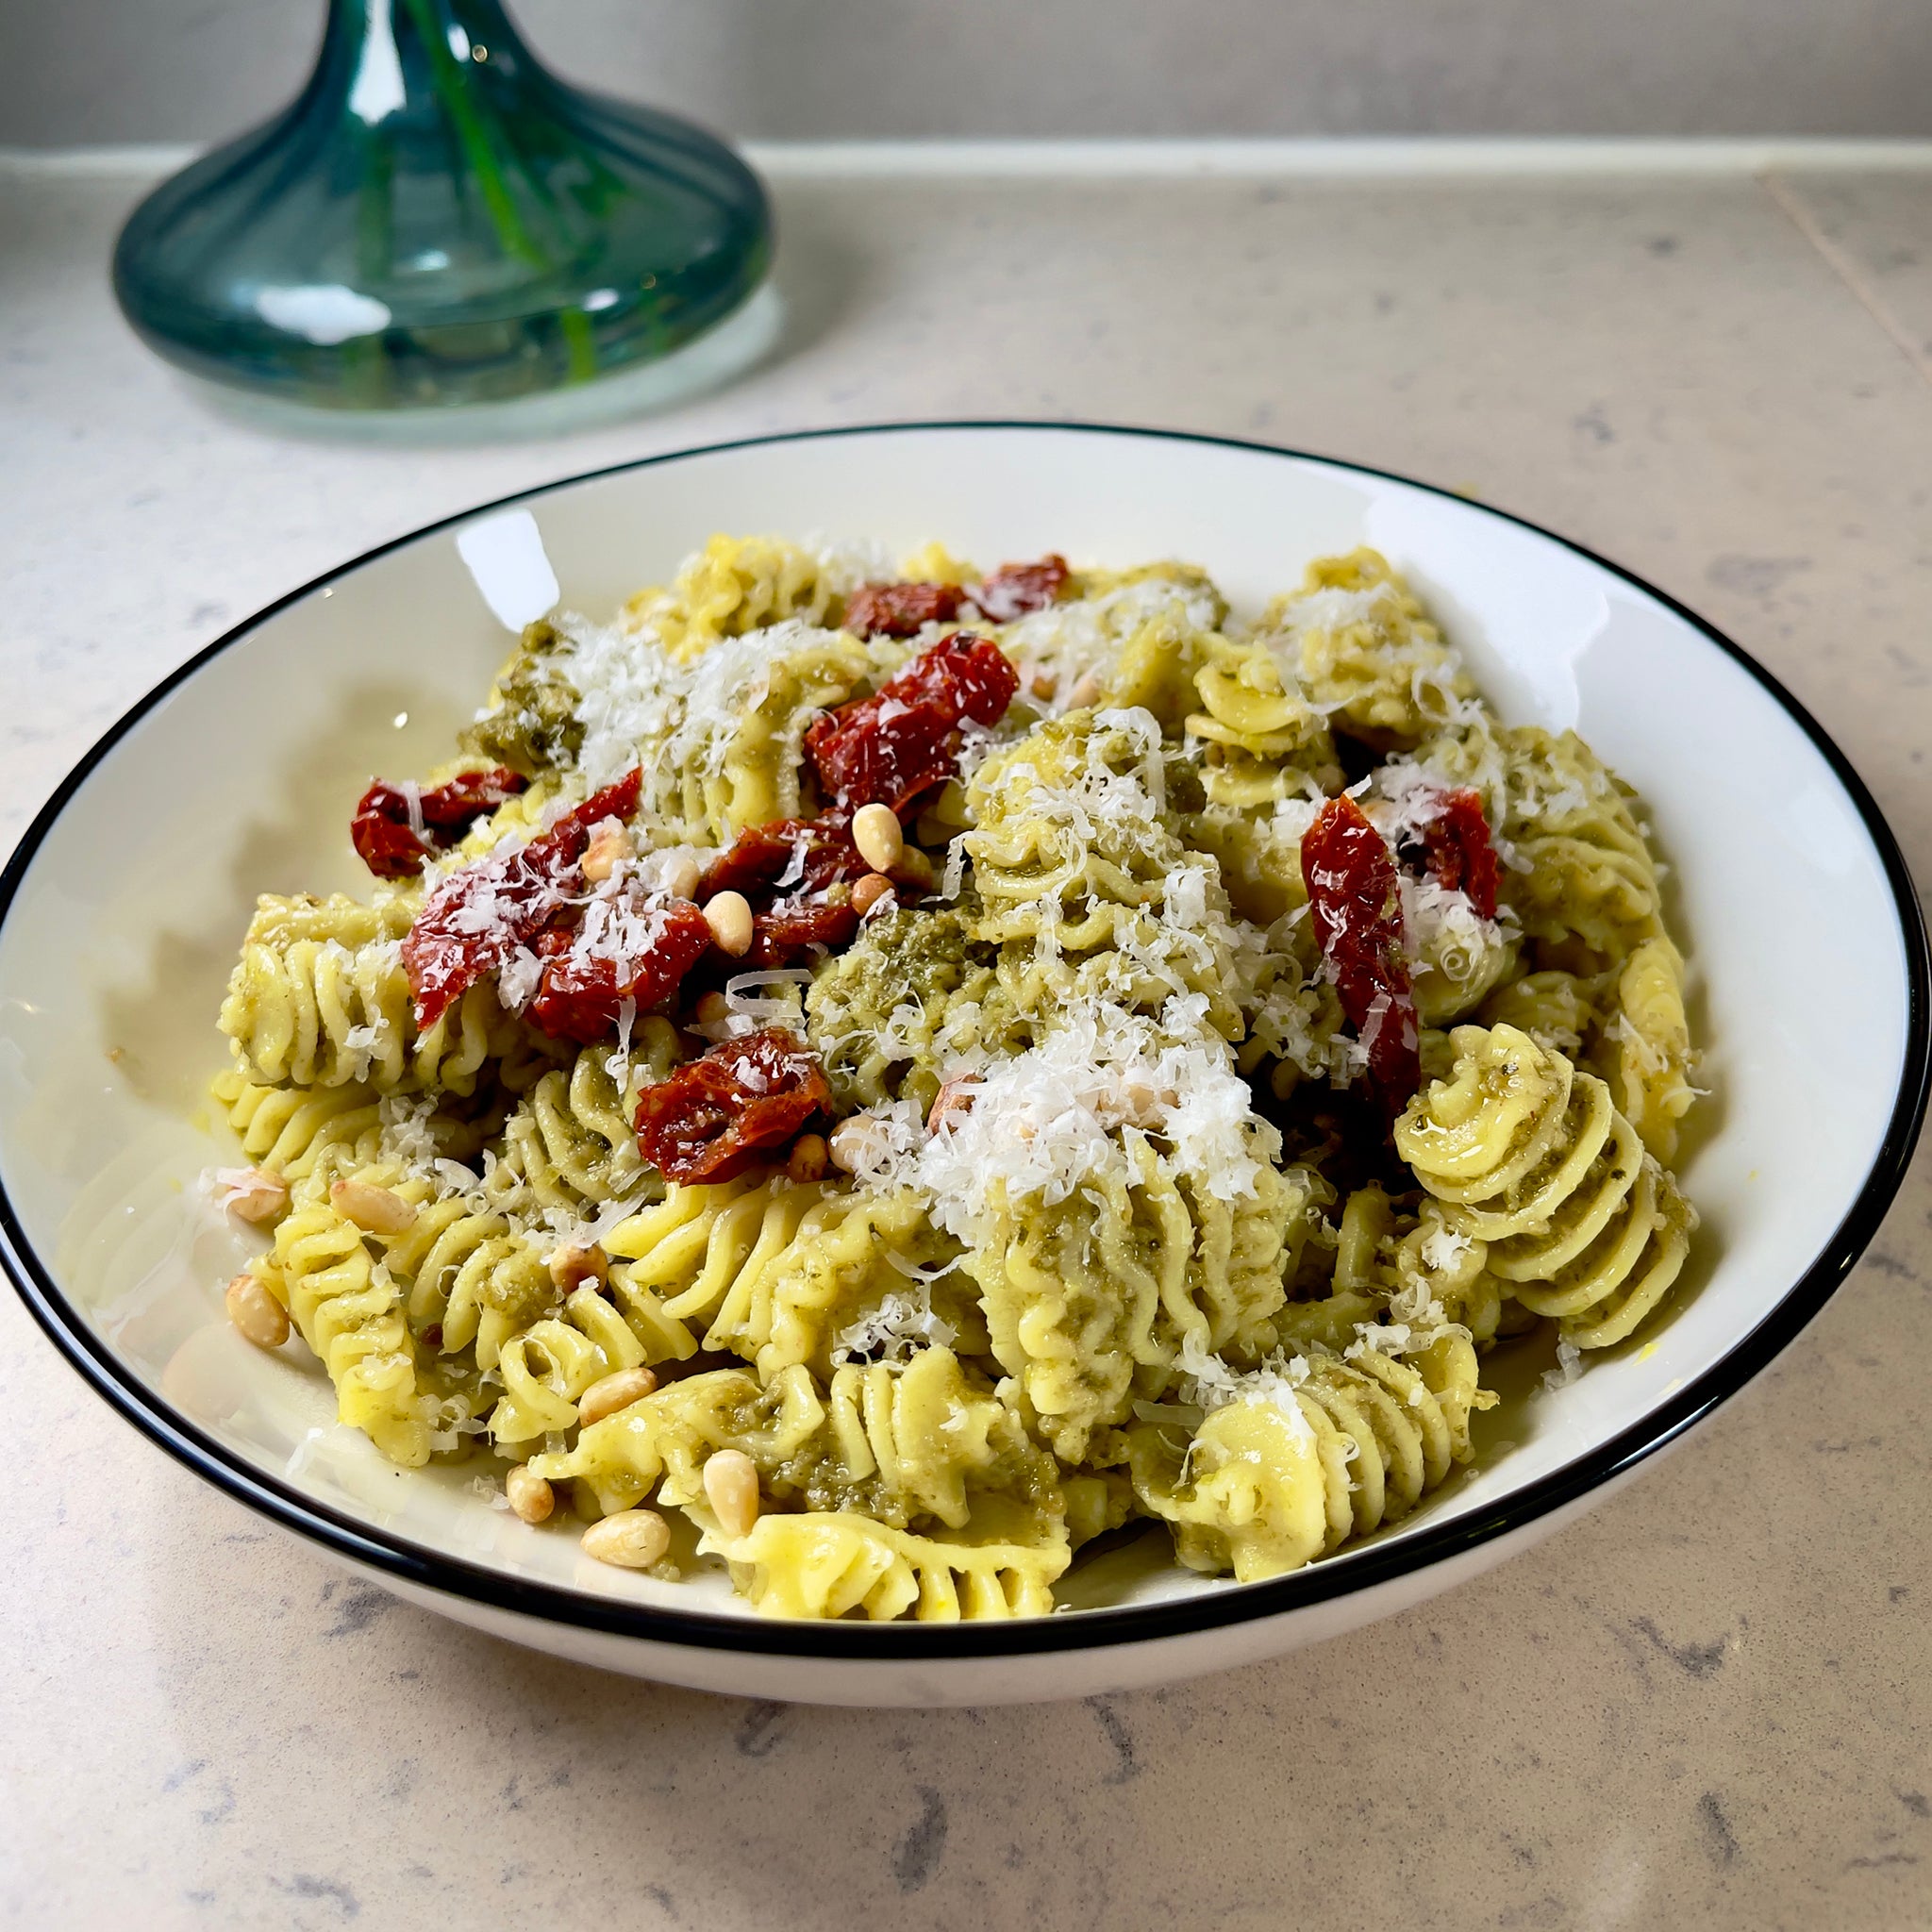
top-left (0, 425), bottom-right (1912, 1628)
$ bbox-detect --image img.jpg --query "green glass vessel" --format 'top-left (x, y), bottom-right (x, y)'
top-left (112, 0), bottom-right (772, 412)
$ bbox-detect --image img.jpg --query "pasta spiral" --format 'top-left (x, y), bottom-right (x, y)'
top-left (493, 1025), bottom-right (678, 1213)
top-left (1230, 912), bottom-right (1349, 1096)
top-left (220, 891), bottom-right (541, 1095)
top-left (661, 626), bottom-right (888, 843)
top-left (1394, 1024), bottom-right (1696, 1347)
top-left (1126, 1332), bottom-right (1487, 1582)
top-left (253, 1162), bottom-right (438, 1466)
top-left (1422, 721), bottom-right (1664, 972)
top-left (211, 1068), bottom-right (381, 1180)
top-left (605, 1174), bottom-right (826, 1332)
top-left (489, 1284), bottom-right (665, 1443)
top-left (1477, 967), bottom-right (1601, 1058)
top-left (380, 1191), bottom-right (552, 1367)
top-left (965, 708), bottom-right (1242, 1037)
top-left (702, 1186), bottom-right (965, 1381)
top-left (1186, 635), bottom-right (1341, 808)
top-left (624, 534), bottom-right (843, 660)
top-left (1261, 549), bottom-right (1479, 750)
top-left (972, 1126), bottom-right (1294, 1463)
top-left (1275, 1181), bottom-right (1504, 1353)
top-left (701, 1504), bottom-right (1069, 1622)
top-left (535, 1349), bottom-right (1053, 1537)
top-left (995, 565), bottom-right (1222, 720)
top-left (1591, 936), bottom-right (1697, 1163)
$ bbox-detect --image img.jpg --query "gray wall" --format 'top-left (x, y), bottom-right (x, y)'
top-left (3, 0), bottom-right (1929, 146)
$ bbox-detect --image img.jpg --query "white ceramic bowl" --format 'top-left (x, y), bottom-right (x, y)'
top-left (3, 423), bottom-right (1924, 1707)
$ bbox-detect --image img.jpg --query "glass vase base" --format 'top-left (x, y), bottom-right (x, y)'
top-left (176, 281), bottom-right (782, 447)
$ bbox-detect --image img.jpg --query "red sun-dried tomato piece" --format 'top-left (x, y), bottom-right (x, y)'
top-left (352, 798), bottom-right (436, 879)
top-left (525, 897), bottom-right (715, 1044)
top-left (1417, 787), bottom-right (1500, 921)
top-left (973, 554), bottom-right (1072, 623)
top-left (635, 1027), bottom-right (831, 1184)
top-left (884, 630), bottom-right (1022, 727)
top-left (843, 581), bottom-right (967, 641)
top-left (1302, 793), bottom-right (1421, 1111)
top-left (351, 768), bottom-right (527, 879)
top-left (741, 901), bottom-right (861, 970)
top-left (805, 632), bottom-right (1020, 816)
top-left (402, 770), bottom-right (641, 1031)
top-left (699, 812), bottom-right (865, 908)
top-left (805, 702), bottom-right (958, 820)
top-left (419, 767), bottom-right (528, 829)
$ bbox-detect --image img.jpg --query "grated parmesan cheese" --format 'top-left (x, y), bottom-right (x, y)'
top-left (841, 994), bottom-right (1277, 1245)
top-left (827, 1275), bottom-right (958, 1367)
top-left (1542, 1337), bottom-right (1584, 1391)
top-left (1174, 1334), bottom-right (1315, 1438)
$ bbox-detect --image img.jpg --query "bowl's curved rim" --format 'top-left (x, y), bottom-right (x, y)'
top-left (2, 419), bottom-right (1924, 1662)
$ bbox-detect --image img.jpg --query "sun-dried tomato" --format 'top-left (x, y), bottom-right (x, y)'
top-left (842, 581), bottom-right (967, 640)
top-left (883, 630), bottom-right (1022, 727)
top-left (1417, 788), bottom-right (1500, 920)
top-left (525, 897), bottom-right (715, 1044)
top-left (1302, 794), bottom-right (1421, 1111)
top-left (805, 632), bottom-right (1020, 816)
top-left (418, 768), bottom-right (529, 829)
top-left (403, 770), bottom-right (641, 1031)
top-left (699, 812), bottom-right (864, 908)
top-left (352, 805), bottom-right (435, 880)
top-left (806, 703), bottom-right (957, 820)
top-left (351, 767), bottom-right (528, 879)
top-left (634, 1027), bottom-right (831, 1184)
top-left (973, 554), bottom-right (1071, 623)
top-left (741, 901), bottom-right (861, 969)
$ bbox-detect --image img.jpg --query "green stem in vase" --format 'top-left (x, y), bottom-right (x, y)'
top-left (396, 0), bottom-right (547, 273)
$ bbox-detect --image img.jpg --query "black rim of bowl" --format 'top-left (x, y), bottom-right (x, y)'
top-left (2, 421), bottom-right (1925, 1663)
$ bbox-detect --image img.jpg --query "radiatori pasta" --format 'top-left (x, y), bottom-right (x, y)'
top-left (206, 533), bottom-right (1705, 1619)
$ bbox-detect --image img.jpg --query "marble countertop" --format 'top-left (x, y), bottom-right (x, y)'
top-left (4, 147), bottom-right (1931, 1929)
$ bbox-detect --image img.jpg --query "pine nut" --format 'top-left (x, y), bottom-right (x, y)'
top-left (217, 1167), bottom-right (289, 1225)
top-left (577, 1364), bottom-right (658, 1427)
top-left (703, 1449), bottom-right (761, 1540)
top-left (1029, 668), bottom-right (1058, 700)
top-left (330, 1177), bottom-right (417, 1234)
top-left (581, 1508), bottom-right (670, 1569)
top-left (852, 802), bottom-right (905, 874)
top-left (927, 1075), bottom-right (981, 1134)
top-left (580, 822), bottom-right (633, 883)
top-left (693, 990), bottom-right (729, 1024)
top-left (1069, 671), bottom-right (1105, 708)
top-left (851, 874), bottom-right (895, 918)
top-left (666, 854), bottom-right (702, 901)
top-left (788, 1133), bottom-right (828, 1183)
top-left (548, 1240), bottom-right (608, 1292)
top-left (225, 1272), bottom-right (290, 1349)
top-left (828, 1116), bottom-right (882, 1175)
top-left (506, 1464), bottom-right (554, 1524)
top-left (704, 891), bottom-right (754, 957)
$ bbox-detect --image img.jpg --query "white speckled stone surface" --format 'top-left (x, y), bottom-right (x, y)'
top-left (2, 154), bottom-right (1930, 1928)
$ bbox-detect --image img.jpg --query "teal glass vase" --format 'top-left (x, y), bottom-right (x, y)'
top-left (111, 0), bottom-right (773, 415)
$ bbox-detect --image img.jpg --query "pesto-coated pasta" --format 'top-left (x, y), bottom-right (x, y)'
top-left (1394, 1024), bottom-right (1696, 1347)
top-left (205, 533), bottom-right (1706, 1618)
